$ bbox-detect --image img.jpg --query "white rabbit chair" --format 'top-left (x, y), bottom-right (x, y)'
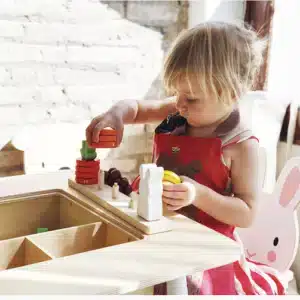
top-left (236, 157), bottom-right (300, 286)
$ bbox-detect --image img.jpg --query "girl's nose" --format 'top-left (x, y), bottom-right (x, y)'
top-left (175, 95), bottom-right (186, 110)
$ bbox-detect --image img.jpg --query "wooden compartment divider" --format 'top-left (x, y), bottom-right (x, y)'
top-left (27, 222), bottom-right (105, 258)
top-left (0, 237), bottom-right (53, 271)
top-left (27, 221), bottom-right (136, 258)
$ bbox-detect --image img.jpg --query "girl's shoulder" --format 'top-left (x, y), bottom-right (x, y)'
top-left (220, 121), bottom-right (258, 149)
top-left (155, 112), bottom-right (187, 134)
top-left (217, 108), bottom-right (257, 147)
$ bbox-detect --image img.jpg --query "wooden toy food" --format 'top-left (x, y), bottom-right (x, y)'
top-left (90, 128), bottom-right (117, 148)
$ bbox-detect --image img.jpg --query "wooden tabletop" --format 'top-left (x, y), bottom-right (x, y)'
top-left (0, 172), bottom-right (241, 294)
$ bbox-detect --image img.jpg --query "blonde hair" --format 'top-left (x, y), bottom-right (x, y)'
top-left (163, 21), bottom-right (266, 105)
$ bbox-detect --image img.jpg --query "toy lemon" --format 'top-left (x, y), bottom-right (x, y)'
top-left (163, 170), bottom-right (181, 184)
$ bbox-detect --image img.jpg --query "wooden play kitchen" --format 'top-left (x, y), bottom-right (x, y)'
top-left (0, 131), bottom-right (241, 295)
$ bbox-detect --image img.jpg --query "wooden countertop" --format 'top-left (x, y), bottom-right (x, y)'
top-left (0, 172), bottom-right (241, 294)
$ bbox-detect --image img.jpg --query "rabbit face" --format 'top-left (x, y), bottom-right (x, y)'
top-left (236, 159), bottom-right (300, 273)
top-left (237, 193), bottom-right (299, 273)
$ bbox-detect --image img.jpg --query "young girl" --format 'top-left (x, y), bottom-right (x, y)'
top-left (86, 22), bottom-right (286, 295)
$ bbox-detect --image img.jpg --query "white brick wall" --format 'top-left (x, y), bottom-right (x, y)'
top-left (0, 0), bottom-right (164, 174)
top-left (127, 1), bottom-right (180, 26)
top-left (0, 0), bottom-right (121, 22)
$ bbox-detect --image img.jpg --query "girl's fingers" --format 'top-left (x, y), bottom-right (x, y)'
top-left (92, 121), bottom-right (106, 143)
top-left (86, 117), bottom-right (101, 145)
top-left (114, 120), bottom-right (124, 146)
top-left (86, 116), bottom-right (124, 147)
top-left (163, 183), bottom-right (187, 192)
top-left (165, 204), bottom-right (182, 211)
top-left (162, 196), bottom-right (183, 206)
top-left (163, 190), bottom-right (186, 199)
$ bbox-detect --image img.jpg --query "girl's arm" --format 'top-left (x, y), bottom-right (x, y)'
top-left (86, 97), bottom-right (177, 145)
top-left (193, 139), bottom-right (260, 228)
top-left (129, 97), bottom-right (177, 124)
top-left (104, 96), bottom-right (177, 124)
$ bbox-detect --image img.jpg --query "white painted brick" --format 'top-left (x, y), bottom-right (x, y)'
top-left (65, 20), bottom-right (162, 46)
top-left (38, 87), bottom-right (67, 104)
top-left (47, 104), bottom-right (91, 122)
top-left (0, 67), bottom-right (10, 84)
top-left (111, 19), bottom-right (162, 42)
top-left (54, 68), bottom-right (123, 85)
top-left (89, 102), bottom-right (121, 117)
top-left (36, 66), bottom-right (55, 86)
top-left (0, 103), bottom-right (48, 127)
top-left (21, 104), bottom-right (50, 124)
top-left (22, 19), bottom-right (162, 46)
top-left (66, 0), bottom-right (122, 23)
top-left (0, 87), bottom-right (67, 105)
top-left (0, 29), bottom-right (159, 65)
top-left (23, 22), bottom-right (66, 44)
top-left (0, 20), bottom-right (24, 38)
top-left (0, 43), bottom-right (42, 62)
top-left (0, 0), bottom-right (67, 20)
top-left (40, 45), bottom-right (67, 64)
top-left (66, 20), bottom-right (160, 46)
top-left (0, 106), bottom-right (23, 125)
top-left (9, 66), bottom-right (55, 86)
top-left (81, 61), bottom-right (137, 73)
top-left (0, 42), bottom-right (66, 64)
top-left (67, 45), bottom-right (143, 64)
top-left (67, 19), bottom-right (162, 48)
top-left (0, 0), bottom-right (24, 15)
top-left (0, 0), bottom-right (121, 23)
top-left (10, 67), bottom-right (37, 85)
top-left (0, 87), bottom-right (36, 105)
top-left (12, 121), bottom-right (87, 154)
top-left (67, 85), bottom-right (142, 105)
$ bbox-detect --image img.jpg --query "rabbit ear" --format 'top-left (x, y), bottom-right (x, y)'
top-left (278, 158), bottom-right (300, 210)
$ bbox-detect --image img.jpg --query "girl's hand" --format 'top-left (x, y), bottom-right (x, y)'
top-left (162, 176), bottom-right (204, 211)
top-left (86, 109), bottom-right (124, 147)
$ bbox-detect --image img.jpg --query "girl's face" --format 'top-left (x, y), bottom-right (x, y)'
top-left (174, 80), bottom-right (233, 128)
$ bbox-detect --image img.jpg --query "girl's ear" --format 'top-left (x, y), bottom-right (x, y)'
top-left (278, 159), bottom-right (300, 210)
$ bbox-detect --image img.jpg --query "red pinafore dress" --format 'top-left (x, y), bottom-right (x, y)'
top-left (132, 110), bottom-right (286, 295)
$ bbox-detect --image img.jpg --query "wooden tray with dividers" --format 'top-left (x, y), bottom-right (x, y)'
top-left (0, 190), bottom-right (140, 273)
